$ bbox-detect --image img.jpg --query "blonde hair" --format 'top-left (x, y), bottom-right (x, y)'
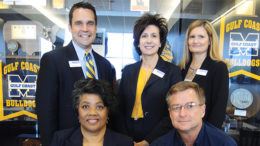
top-left (178, 20), bottom-right (228, 69)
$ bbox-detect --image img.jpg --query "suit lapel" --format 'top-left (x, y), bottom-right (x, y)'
top-left (128, 62), bottom-right (142, 108)
top-left (145, 57), bottom-right (167, 89)
top-left (65, 42), bottom-right (85, 81)
top-left (103, 129), bottom-right (113, 146)
top-left (64, 127), bottom-right (83, 146)
top-left (193, 56), bottom-right (210, 82)
top-left (64, 128), bottom-right (113, 146)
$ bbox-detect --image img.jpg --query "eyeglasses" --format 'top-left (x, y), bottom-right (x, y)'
top-left (169, 102), bottom-right (203, 112)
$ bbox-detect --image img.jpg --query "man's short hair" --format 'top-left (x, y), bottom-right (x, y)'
top-left (69, 1), bottom-right (97, 25)
top-left (166, 81), bottom-right (205, 106)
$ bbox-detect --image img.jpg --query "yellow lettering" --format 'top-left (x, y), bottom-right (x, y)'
top-left (29, 63), bottom-right (33, 72)
top-left (244, 19), bottom-right (260, 31)
top-left (3, 66), bottom-right (7, 74)
top-left (252, 21), bottom-right (256, 29)
top-left (25, 62), bottom-right (29, 70)
top-left (24, 100), bottom-right (28, 107)
top-left (6, 100), bottom-right (10, 106)
top-left (256, 59), bottom-right (260, 67)
top-left (244, 19), bottom-right (249, 28)
top-left (238, 19), bottom-right (243, 28)
top-left (15, 100), bottom-right (19, 107)
top-left (8, 64), bottom-right (11, 73)
top-left (3, 63), bottom-right (20, 74)
top-left (226, 23), bottom-right (230, 32)
top-left (21, 61), bottom-right (25, 70)
top-left (5, 100), bottom-right (35, 107)
top-left (19, 100), bottom-right (24, 107)
top-left (33, 64), bottom-right (40, 73)
top-left (15, 62), bottom-right (19, 70)
top-left (20, 62), bottom-right (40, 73)
top-left (226, 59), bottom-right (255, 67)
top-left (252, 59), bottom-right (255, 66)
top-left (251, 59), bottom-right (260, 67)
top-left (226, 19), bottom-right (242, 32)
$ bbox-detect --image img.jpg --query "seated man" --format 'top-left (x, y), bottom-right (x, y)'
top-left (151, 81), bottom-right (237, 146)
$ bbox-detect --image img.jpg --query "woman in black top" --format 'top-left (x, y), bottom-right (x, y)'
top-left (178, 20), bottom-right (229, 129)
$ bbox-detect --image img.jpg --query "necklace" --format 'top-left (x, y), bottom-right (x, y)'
top-left (189, 67), bottom-right (198, 76)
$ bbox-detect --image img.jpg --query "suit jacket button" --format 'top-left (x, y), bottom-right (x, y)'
top-left (144, 112), bottom-right (149, 117)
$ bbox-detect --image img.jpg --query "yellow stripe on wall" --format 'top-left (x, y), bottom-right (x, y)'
top-left (0, 61), bottom-right (3, 117)
top-left (219, 16), bottom-right (226, 57)
top-left (229, 70), bottom-right (260, 81)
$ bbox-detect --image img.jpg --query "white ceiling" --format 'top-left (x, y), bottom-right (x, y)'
top-left (0, 0), bottom-right (237, 31)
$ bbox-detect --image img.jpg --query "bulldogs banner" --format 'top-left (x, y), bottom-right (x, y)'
top-left (219, 16), bottom-right (260, 120)
top-left (0, 58), bottom-right (39, 121)
top-left (223, 17), bottom-right (260, 67)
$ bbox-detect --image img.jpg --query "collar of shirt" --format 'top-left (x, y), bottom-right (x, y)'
top-left (174, 130), bottom-right (186, 146)
top-left (194, 122), bottom-right (206, 145)
top-left (173, 122), bottom-right (206, 146)
top-left (72, 41), bottom-right (98, 79)
top-left (72, 40), bottom-right (93, 62)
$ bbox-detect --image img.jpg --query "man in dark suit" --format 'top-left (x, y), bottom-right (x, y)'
top-left (36, 2), bottom-right (116, 146)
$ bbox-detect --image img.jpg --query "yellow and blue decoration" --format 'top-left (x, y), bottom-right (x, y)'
top-left (160, 40), bottom-right (174, 62)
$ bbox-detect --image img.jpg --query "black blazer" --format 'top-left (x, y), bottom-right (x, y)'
top-left (118, 57), bottom-right (181, 143)
top-left (36, 42), bottom-right (116, 146)
top-left (50, 127), bottom-right (133, 146)
top-left (181, 56), bottom-right (229, 128)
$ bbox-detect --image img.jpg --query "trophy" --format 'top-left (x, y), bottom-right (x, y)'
top-left (6, 40), bottom-right (19, 55)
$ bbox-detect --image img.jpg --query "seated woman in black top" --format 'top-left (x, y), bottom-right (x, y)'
top-left (50, 78), bottom-right (133, 146)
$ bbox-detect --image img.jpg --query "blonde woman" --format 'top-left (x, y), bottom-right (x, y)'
top-left (179, 20), bottom-right (229, 129)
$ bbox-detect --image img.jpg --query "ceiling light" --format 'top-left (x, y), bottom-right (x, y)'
top-left (31, 2), bottom-right (67, 29)
top-left (211, 0), bottom-right (248, 24)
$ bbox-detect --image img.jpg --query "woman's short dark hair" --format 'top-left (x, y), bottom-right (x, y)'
top-left (133, 13), bottom-right (168, 55)
top-left (69, 1), bottom-right (97, 26)
top-left (72, 78), bottom-right (117, 115)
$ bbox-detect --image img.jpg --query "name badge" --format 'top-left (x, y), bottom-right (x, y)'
top-left (69, 61), bottom-right (81, 67)
top-left (196, 69), bottom-right (208, 76)
top-left (152, 69), bottom-right (165, 78)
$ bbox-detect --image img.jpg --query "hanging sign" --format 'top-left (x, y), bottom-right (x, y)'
top-left (0, 58), bottom-right (39, 121)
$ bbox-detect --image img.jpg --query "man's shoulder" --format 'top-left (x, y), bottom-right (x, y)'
top-left (204, 122), bottom-right (226, 136)
top-left (92, 51), bottom-right (112, 65)
top-left (42, 45), bottom-right (70, 58)
top-left (150, 129), bottom-right (175, 146)
top-left (204, 122), bottom-right (237, 145)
